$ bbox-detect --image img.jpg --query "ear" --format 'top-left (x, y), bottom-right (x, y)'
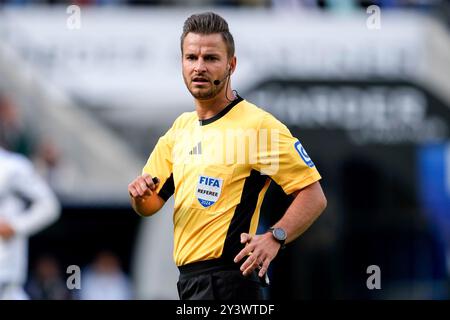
top-left (229, 56), bottom-right (237, 75)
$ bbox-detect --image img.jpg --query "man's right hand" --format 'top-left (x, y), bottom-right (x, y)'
top-left (128, 173), bottom-right (159, 199)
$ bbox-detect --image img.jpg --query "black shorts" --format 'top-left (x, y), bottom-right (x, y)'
top-left (177, 258), bottom-right (267, 300)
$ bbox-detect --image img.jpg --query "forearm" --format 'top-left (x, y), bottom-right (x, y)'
top-left (10, 175), bottom-right (61, 236)
top-left (130, 193), bottom-right (165, 217)
top-left (10, 194), bottom-right (61, 236)
top-left (273, 181), bottom-right (327, 243)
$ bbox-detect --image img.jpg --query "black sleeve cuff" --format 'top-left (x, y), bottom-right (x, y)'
top-left (158, 174), bottom-right (174, 201)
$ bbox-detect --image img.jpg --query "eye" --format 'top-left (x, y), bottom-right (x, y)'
top-left (205, 56), bottom-right (218, 61)
top-left (185, 55), bottom-right (196, 61)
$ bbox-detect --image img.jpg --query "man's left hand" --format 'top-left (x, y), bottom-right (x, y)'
top-left (234, 232), bottom-right (281, 278)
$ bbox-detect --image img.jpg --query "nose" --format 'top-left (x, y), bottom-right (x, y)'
top-left (194, 58), bottom-right (207, 74)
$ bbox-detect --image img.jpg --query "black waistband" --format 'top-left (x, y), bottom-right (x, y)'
top-left (178, 258), bottom-right (241, 276)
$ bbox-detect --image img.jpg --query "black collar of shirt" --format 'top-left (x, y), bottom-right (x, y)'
top-left (198, 95), bottom-right (243, 126)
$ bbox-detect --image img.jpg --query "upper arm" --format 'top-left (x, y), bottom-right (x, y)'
top-left (12, 158), bottom-right (58, 205)
top-left (291, 189), bottom-right (300, 198)
top-left (254, 113), bottom-right (322, 195)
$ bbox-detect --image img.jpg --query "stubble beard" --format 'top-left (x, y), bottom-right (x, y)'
top-left (184, 76), bottom-right (226, 100)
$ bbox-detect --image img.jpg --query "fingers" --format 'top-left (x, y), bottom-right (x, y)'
top-left (234, 237), bottom-right (266, 276)
top-left (142, 174), bottom-right (159, 191)
top-left (234, 232), bottom-right (274, 277)
top-left (128, 184), bottom-right (139, 198)
top-left (234, 233), bottom-right (252, 263)
top-left (240, 254), bottom-right (257, 276)
top-left (240, 233), bottom-right (252, 244)
top-left (128, 174), bottom-right (160, 198)
top-left (240, 253), bottom-right (267, 277)
top-left (258, 259), bottom-right (270, 277)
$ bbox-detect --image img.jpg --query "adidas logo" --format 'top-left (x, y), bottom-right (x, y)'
top-left (189, 142), bottom-right (202, 155)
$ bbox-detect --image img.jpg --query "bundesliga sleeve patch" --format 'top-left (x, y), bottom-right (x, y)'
top-left (196, 175), bottom-right (223, 208)
top-left (294, 140), bottom-right (315, 168)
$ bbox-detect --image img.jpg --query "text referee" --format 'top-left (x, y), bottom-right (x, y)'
top-left (128, 12), bottom-right (327, 300)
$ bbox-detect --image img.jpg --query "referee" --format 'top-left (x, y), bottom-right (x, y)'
top-left (128, 12), bottom-right (327, 300)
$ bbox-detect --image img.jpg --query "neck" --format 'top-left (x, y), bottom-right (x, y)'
top-left (195, 87), bottom-right (235, 120)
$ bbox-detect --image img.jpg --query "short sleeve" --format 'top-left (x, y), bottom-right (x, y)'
top-left (142, 126), bottom-right (175, 201)
top-left (253, 113), bottom-right (321, 195)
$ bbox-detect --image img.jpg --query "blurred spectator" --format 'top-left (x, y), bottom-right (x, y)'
top-left (0, 93), bottom-right (35, 157)
top-left (34, 138), bottom-right (62, 189)
top-left (26, 255), bottom-right (71, 300)
top-left (0, 93), bottom-right (63, 189)
top-left (0, 142), bottom-right (61, 300)
top-left (80, 250), bottom-right (132, 300)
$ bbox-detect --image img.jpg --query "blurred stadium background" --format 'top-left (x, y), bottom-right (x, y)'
top-left (1, 0), bottom-right (449, 300)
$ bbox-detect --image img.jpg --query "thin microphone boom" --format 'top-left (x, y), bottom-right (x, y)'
top-left (213, 69), bottom-right (230, 86)
top-left (213, 76), bottom-right (227, 86)
top-left (213, 70), bottom-right (234, 102)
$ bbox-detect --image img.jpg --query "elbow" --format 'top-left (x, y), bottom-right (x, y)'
top-left (44, 195), bottom-right (61, 224)
top-left (130, 194), bottom-right (164, 217)
top-left (131, 201), bottom-right (159, 218)
top-left (50, 205), bottom-right (61, 224)
top-left (319, 193), bottom-right (327, 214)
top-left (52, 197), bottom-right (62, 220)
top-left (313, 181), bottom-right (327, 214)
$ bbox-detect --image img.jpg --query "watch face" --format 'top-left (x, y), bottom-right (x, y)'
top-left (273, 228), bottom-right (287, 241)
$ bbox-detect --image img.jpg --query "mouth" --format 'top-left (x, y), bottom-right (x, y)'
top-left (192, 77), bottom-right (210, 85)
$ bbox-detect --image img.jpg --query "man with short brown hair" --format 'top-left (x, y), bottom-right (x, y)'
top-left (128, 12), bottom-right (327, 300)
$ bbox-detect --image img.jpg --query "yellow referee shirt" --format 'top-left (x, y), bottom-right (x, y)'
top-left (143, 96), bottom-right (321, 266)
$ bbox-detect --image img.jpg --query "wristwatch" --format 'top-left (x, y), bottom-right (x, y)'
top-left (268, 227), bottom-right (287, 249)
